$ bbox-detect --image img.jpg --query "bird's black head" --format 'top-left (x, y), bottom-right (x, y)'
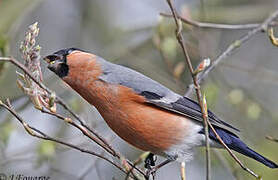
top-left (44, 47), bottom-right (82, 78)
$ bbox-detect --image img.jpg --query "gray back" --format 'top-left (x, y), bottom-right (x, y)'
top-left (97, 56), bottom-right (180, 103)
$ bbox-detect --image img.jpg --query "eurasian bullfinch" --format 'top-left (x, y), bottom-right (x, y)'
top-left (44, 48), bottom-right (278, 171)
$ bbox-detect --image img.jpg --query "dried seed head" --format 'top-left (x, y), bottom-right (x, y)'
top-left (18, 22), bottom-right (56, 113)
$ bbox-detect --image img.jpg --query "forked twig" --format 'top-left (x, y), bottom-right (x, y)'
top-left (185, 9), bottom-right (278, 96)
top-left (161, 12), bottom-right (278, 30)
top-left (0, 99), bottom-right (126, 174)
top-left (166, 0), bottom-right (211, 179)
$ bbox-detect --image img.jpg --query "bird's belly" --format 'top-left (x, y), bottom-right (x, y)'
top-left (63, 78), bottom-right (200, 156)
top-left (99, 101), bottom-right (192, 154)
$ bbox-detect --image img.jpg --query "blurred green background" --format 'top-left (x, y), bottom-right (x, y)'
top-left (0, 0), bottom-right (278, 179)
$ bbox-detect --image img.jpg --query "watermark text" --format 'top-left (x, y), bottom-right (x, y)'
top-left (0, 173), bottom-right (50, 180)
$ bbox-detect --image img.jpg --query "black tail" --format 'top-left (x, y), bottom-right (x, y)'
top-left (199, 127), bottom-right (278, 168)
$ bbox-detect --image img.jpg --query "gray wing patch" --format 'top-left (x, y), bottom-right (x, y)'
top-left (97, 56), bottom-right (180, 103)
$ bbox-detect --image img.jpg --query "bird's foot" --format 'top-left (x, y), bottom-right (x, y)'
top-left (144, 153), bottom-right (157, 179)
top-left (144, 153), bottom-right (156, 169)
top-left (144, 155), bottom-right (176, 180)
top-left (145, 167), bottom-right (157, 180)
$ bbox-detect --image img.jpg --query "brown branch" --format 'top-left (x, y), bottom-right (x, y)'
top-left (185, 9), bottom-right (278, 97)
top-left (266, 136), bottom-right (278, 143)
top-left (0, 99), bottom-right (126, 175)
top-left (160, 12), bottom-right (278, 30)
top-left (39, 107), bottom-right (116, 155)
top-left (180, 162), bottom-right (186, 180)
top-left (54, 93), bottom-right (119, 158)
top-left (165, 0), bottom-right (211, 179)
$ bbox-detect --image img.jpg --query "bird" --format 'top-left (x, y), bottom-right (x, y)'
top-left (44, 47), bottom-right (278, 172)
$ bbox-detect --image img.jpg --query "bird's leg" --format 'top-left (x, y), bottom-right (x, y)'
top-left (144, 153), bottom-right (156, 169)
top-left (145, 156), bottom-right (176, 180)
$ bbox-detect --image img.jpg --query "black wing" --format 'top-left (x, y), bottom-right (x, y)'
top-left (142, 91), bottom-right (239, 133)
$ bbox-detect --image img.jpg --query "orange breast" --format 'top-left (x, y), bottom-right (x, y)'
top-left (66, 82), bottom-right (190, 153)
top-left (63, 55), bottom-right (190, 153)
top-left (105, 85), bottom-right (190, 153)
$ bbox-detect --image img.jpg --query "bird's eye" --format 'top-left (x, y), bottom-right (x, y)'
top-left (44, 54), bottom-right (62, 63)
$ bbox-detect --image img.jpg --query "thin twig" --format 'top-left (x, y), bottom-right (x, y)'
top-left (206, 120), bottom-right (260, 179)
top-left (160, 12), bottom-right (278, 30)
top-left (185, 9), bottom-right (278, 97)
top-left (268, 27), bottom-right (278, 46)
top-left (0, 99), bottom-right (126, 174)
top-left (55, 94), bottom-right (119, 157)
top-left (39, 107), bottom-right (115, 155)
top-left (125, 152), bottom-right (150, 180)
top-left (266, 136), bottom-right (278, 143)
top-left (165, 0), bottom-right (211, 179)
top-left (202, 95), bottom-right (211, 180)
top-left (181, 162), bottom-right (186, 180)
